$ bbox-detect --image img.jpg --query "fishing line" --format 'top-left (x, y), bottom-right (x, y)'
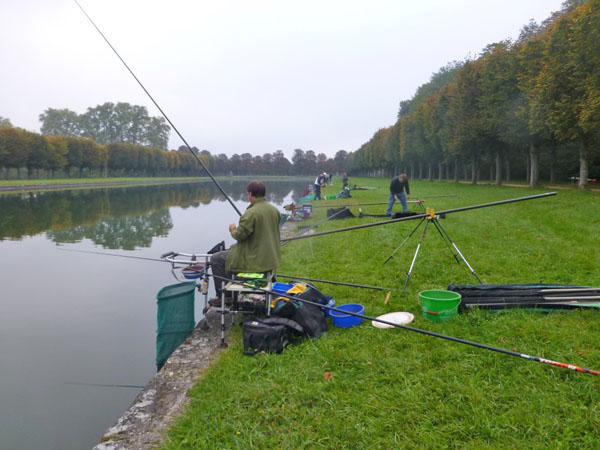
top-left (74, 0), bottom-right (242, 216)
top-left (65, 381), bottom-right (145, 389)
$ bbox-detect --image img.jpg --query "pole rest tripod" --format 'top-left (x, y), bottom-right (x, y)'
top-left (383, 207), bottom-right (482, 293)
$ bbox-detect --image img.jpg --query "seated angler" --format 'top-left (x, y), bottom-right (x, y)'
top-left (209, 180), bottom-right (282, 306)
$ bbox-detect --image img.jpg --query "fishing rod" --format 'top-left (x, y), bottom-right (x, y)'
top-left (309, 195), bottom-right (458, 209)
top-left (60, 248), bottom-right (384, 293)
top-left (74, 0), bottom-right (242, 217)
top-left (208, 272), bottom-right (600, 376)
top-left (59, 248), bottom-right (170, 262)
top-left (282, 192), bottom-right (557, 243)
top-left (311, 200), bottom-right (424, 209)
top-left (58, 248), bottom-right (213, 266)
top-left (281, 207), bottom-right (351, 245)
top-left (276, 274), bottom-right (393, 291)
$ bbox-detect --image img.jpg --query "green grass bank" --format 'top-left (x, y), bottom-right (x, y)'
top-left (162, 178), bottom-right (600, 448)
top-left (171, 178), bottom-right (599, 448)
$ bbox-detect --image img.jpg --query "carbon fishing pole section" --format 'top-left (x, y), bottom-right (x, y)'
top-left (309, 195), bottom-right (458, 209)
top-left (206, 271), bottom-right (600, 376)
top-left (280, 192), bottom-right (557, 243)
top-left (74, 0), bottom-right (242, 217)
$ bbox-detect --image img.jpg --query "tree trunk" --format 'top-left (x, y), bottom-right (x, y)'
top-left (529, 142), bottom-right (539, 187)
top-left (438, 162), bottom-right (443, 181)
top-left (418, 162), bottom-right (423, 179)
top-left (471, 151), bottom-right (478, 185)
top-left (495, 152), bottom-right (502, 186)
top-left (454, 159), bottom-right (459, 182)
top-left (427, 163), bottom-right (432, 181)
top-left (549, 145), bottom-right (556, 184)
top-left (579, 145), bottom-right (589, 189)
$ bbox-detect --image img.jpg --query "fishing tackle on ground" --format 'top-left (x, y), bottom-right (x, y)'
top-left (207, 272), bottom-right (600, 376)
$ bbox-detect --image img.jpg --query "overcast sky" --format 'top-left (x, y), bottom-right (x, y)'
top-left (1, 0), bottom-right (565, 159)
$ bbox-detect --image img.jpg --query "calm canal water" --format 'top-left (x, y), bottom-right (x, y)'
top-left (0, 179), bottom-right (308, 450)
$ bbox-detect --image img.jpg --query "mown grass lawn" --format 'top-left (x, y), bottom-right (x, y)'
top-left (163, 178), bottom-right (600, 449)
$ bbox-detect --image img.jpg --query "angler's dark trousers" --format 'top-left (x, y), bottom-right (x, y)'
top-left (211, 249), bottom-right (232, 298)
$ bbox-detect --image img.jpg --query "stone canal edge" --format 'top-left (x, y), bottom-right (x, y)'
top-left (93, 219), bottom-right (301, 449)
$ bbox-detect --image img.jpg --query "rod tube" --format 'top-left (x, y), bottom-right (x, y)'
top-left (541, 288), bottom-right (600, 293)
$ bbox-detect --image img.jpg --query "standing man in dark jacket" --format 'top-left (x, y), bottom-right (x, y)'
top-left (209, 180), bottom-right (281, 305)
top-left (386, 173), bottom-right (410, 216)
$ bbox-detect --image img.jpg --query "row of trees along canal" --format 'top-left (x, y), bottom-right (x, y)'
top-left (0, 102), bottom-right (349, 179)
top-left (347, 0), bottom-right (600, 188)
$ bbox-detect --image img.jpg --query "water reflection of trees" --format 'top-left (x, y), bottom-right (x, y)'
top-left (0, 180), bottom-right (306, 245)
top-left (48, 210), bottom-right (172, 249)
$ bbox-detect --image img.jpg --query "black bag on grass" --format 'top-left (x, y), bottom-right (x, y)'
top-left (241, 317), bottom-right (305, 355)
top-left (327, 207), bottom-right (354, 219)
top-left (272, 299), bottom-right (327, 338)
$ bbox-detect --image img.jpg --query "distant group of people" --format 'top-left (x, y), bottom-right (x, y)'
top-left (313, 171), bottom-right (350, 200)
top-left (314, 170), bottom-right (410, 213)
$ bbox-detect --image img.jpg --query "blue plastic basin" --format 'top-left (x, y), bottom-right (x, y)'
top-left (329, 303), bottom-right (365, 328)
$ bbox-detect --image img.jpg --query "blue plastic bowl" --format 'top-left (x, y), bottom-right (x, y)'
top-left (329, 303), bottom-right (364, 328)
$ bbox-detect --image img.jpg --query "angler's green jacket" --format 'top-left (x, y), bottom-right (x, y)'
top-left (226, 197), bottom-right (281, 274)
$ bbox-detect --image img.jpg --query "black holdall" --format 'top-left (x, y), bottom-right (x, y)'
top-left (241, 317), bottom-right (305, 356)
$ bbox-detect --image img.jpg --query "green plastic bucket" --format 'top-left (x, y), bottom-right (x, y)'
top-left (419, 290), bottom-right (461, 322)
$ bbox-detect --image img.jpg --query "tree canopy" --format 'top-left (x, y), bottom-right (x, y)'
top-left (351, 0), bottom-right (600, 188)
top-left (39, 102), bottom-right (171, 149)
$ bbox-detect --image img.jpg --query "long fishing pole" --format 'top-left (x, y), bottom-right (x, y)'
top-left (276, 274), bottom-right (393, 291)
top-left (281, 207), bottom-right (351, 246)
top-left (311, 201), bottom-right (424, 209)
top-left (282, 192), bottom-right (557, 243)
top-left (209, 272), bottom-right (600, 376)
top-left (58, 248), bottom-right (169, 262)
top-left (74, 0), bottom-right (242, 217)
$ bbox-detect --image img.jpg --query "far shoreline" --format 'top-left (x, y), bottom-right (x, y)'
top-left (0, 176), bottom-right (312, 193)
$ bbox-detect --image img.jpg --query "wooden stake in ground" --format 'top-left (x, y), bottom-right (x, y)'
top-left (384, 291), bottom-right (392, 305)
